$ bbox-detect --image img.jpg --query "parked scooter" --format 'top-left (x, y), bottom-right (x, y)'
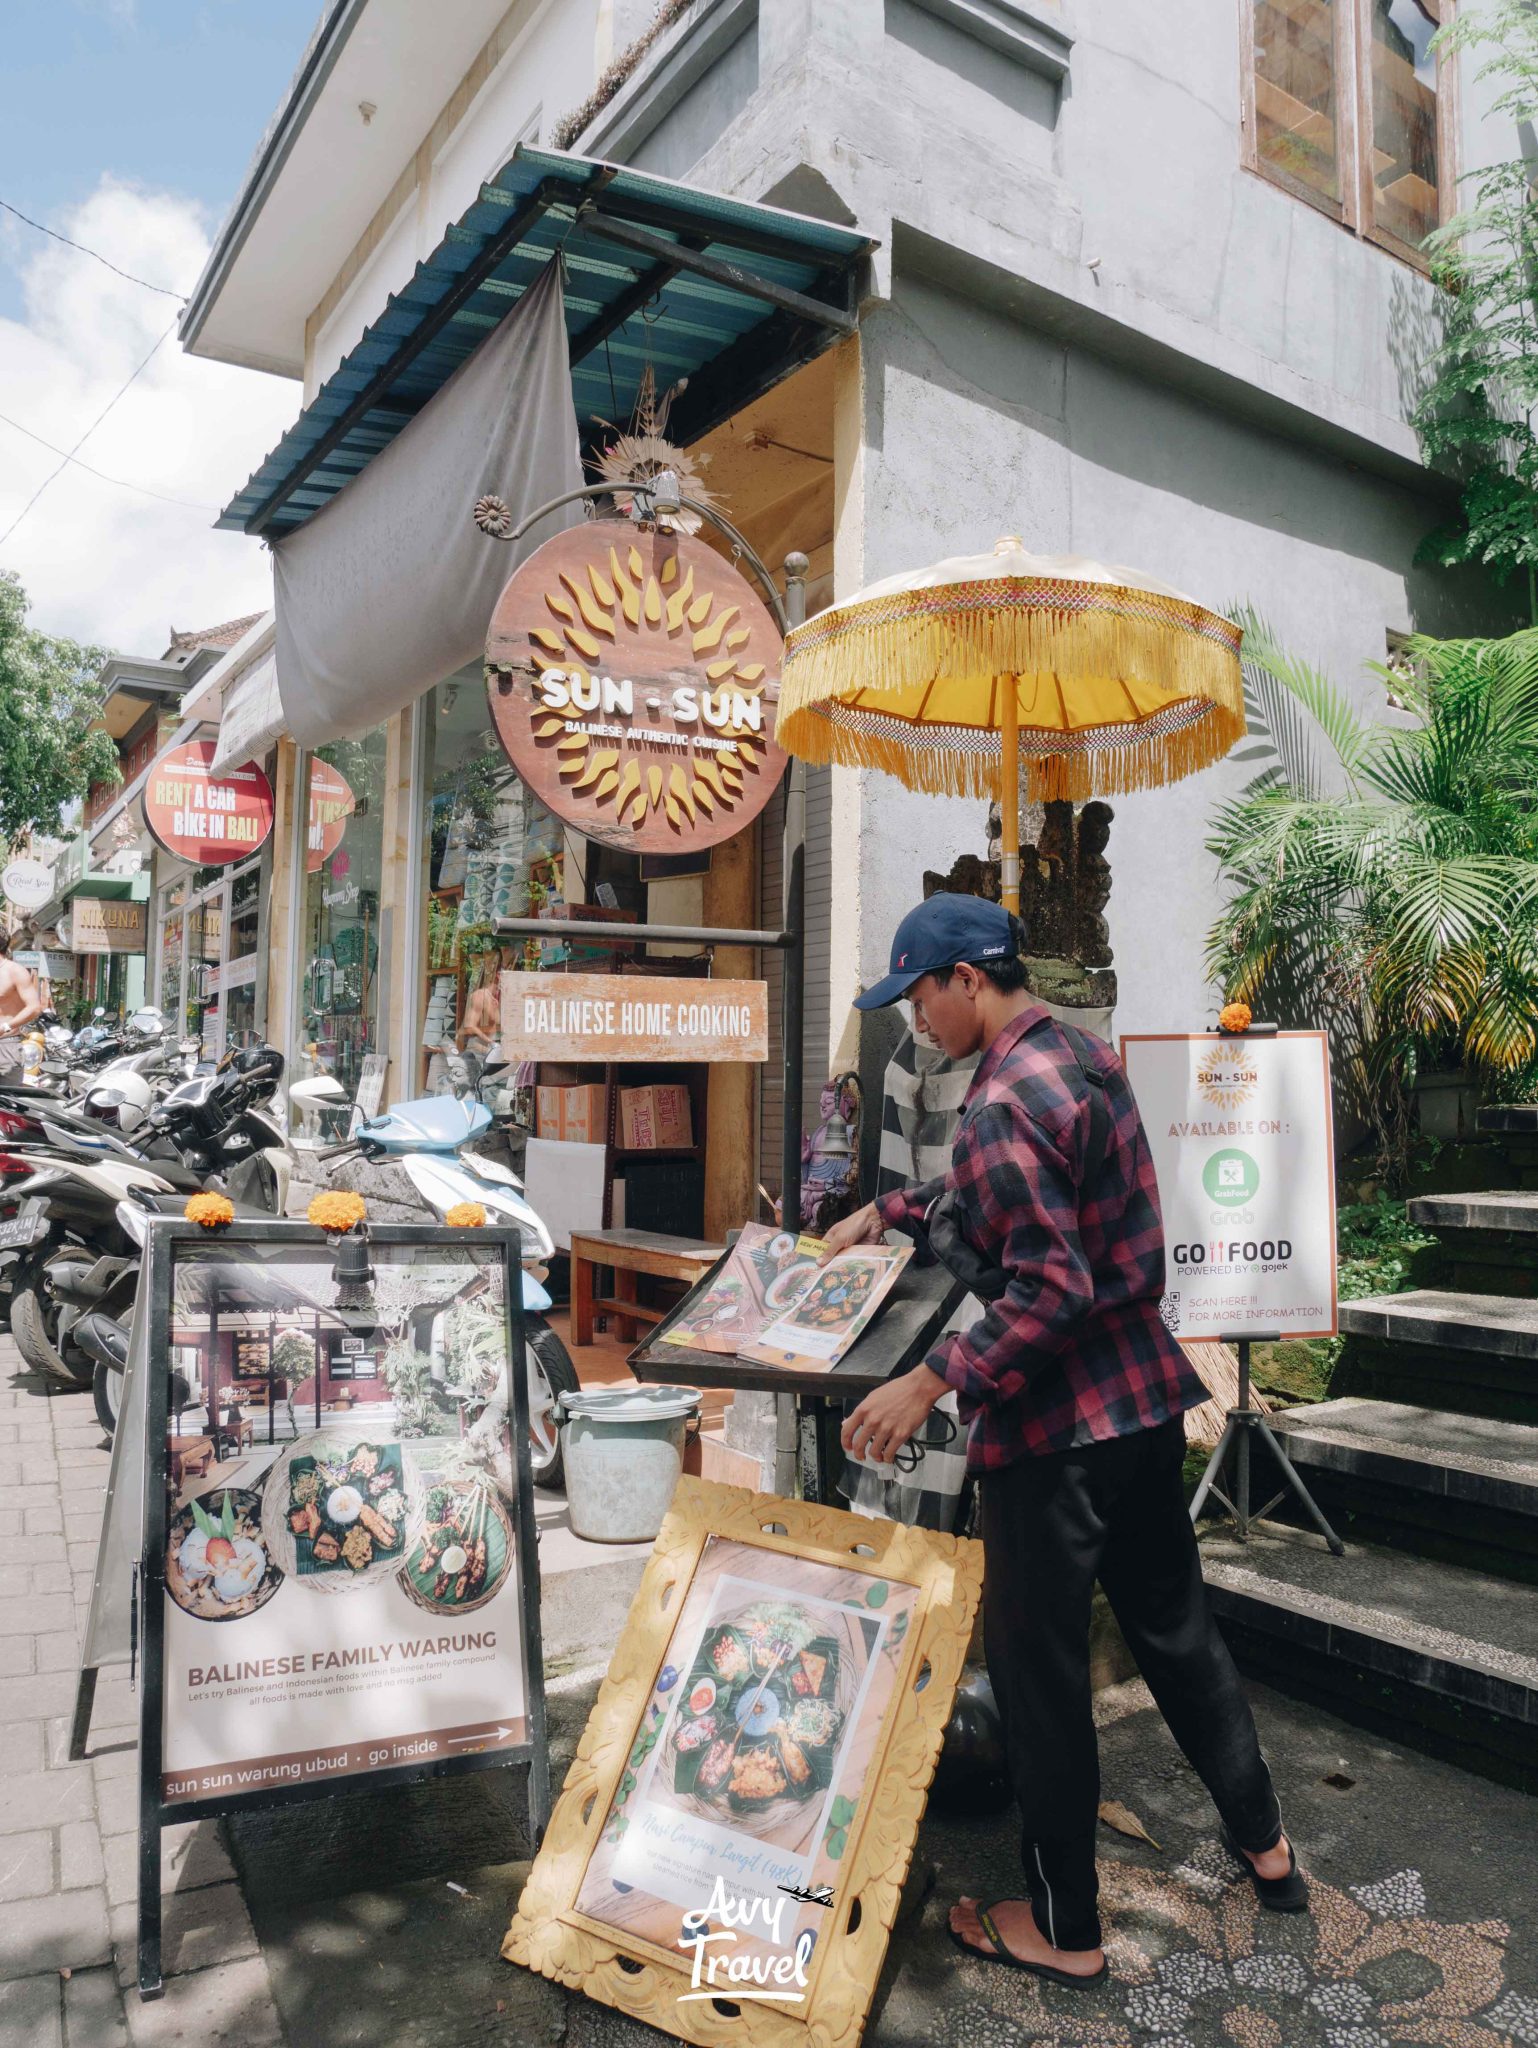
top-left (3, 1047), bottom-right (292, 1387)
top-left (311, 1083), bottom-right (579, 1488)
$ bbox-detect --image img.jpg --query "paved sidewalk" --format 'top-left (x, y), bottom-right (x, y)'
top-left (5, 1334), bottom-right (1538, 2048)
top-left (0, 1338), bottom-right (283, 2047)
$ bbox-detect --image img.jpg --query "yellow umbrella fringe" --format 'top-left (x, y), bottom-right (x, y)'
top-left (776, 697), bottom-right (1247, 804)
top-left (780, 602), bottom-right (1243, 723)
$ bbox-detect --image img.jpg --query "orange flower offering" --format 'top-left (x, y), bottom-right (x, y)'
top-left (1218, 1000), bottom-right (1253, 1035)
top-left (445, 1202), bottom-right (487, 1229)
top-left (185, 1193), bottom-right (235, 1230)
top-left (307, 1190), bottom-right (368, 1233)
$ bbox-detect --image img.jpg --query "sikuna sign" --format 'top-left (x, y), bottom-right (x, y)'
top-left (143, 742), bottom-right (274, 866)
top-left (485, 522), bottom-right (787, 852)
top-left (1120, 1030), bottom-right (1337, 1342)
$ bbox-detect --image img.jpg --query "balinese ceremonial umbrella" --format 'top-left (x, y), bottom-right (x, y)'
top-left (776, 536), bottom-right (1245, 911)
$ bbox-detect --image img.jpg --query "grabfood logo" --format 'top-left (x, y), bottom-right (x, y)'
top-left (1203, 1148), bottom-right (1260, 1208)
top-left (1197, 1046), bottom-right (1259, 1110)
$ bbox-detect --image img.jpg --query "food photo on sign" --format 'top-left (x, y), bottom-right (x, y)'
top-left (505, 1481), bottom-right (983, 2047)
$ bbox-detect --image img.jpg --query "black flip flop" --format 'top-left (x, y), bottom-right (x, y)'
top-left (1222, 1829), bottom-right (1310, 1913)
top-left (947, 1900), bottom-right (1108, 1988)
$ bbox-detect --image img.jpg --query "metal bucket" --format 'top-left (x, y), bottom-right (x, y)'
top-left (557, 1383), bottom-right (702, 1543)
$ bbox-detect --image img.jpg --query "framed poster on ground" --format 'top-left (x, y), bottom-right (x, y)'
top-left (505, 1477), bottom-right (982, 2048)
top-left (72, 1218), bottom-right (548, 2000)
top-left (1120, 1029), bottom-right (1337, 1341)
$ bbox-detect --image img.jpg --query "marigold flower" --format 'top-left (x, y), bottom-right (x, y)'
top-left (1218, 1000), bottom-right (1253, 1035)
top-left (445, 1202), bottom-right (487, 1229)
top-left (185, 1192), bottom-right (235, 1230)
top-left (307, 1190), bottom-right (368, 1233)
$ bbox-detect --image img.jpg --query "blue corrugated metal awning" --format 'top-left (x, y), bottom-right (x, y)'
top-left (220, 145), bottom-right (872, 538)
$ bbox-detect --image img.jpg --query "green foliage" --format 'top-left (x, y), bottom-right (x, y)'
top-left (0, 572), bottom-right (120, 839)
top-left (1208, 616), bottom-right (1538, 1174)
top-left (1249, 1193), bottom-right (1437, 1404)
top-left (380, 1337), bottom-right (453, 1437)
top-left (1413, 3), bottom-right (1538, 613)
top-left (270, 1329), bottom-right (317, 1384)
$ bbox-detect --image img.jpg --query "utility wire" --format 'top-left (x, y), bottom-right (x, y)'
top-left (0, 320), bottom-right (179, 548)
top-left (0, 197), bottom-right (187, 300)
top-left (0, 410), bottom-right (217, 513)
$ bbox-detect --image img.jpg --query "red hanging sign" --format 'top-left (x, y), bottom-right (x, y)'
top-left (306, 760), bottom-right (356, 873)
top-left (142, 741), bottom-right (274, 866)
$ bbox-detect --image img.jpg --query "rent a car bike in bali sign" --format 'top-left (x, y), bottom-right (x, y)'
top-left (70, 1218), bottom-right (548, 2001)
top-left (142, 740), bottom-right (275, 865)
top-left (484, 522), bottom-right (788, 852)
top-left (1120, 1029), bottom-right (1337, 1342)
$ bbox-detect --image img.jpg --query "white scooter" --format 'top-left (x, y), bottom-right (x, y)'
top-left (299, 1081), bottom-right (579, 1489)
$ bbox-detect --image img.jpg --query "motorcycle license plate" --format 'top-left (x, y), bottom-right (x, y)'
top-left (0, 1216), bottom-right (44, 1251)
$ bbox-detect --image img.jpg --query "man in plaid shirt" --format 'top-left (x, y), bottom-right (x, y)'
top-left (823, 893), bottom-right (1304, 1987)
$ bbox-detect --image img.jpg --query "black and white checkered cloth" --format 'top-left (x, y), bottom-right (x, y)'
top-left (841, 1030), bottom-right (979, 1532)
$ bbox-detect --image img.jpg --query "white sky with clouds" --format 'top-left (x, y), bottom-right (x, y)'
top-left (0, 178), bottom-right (298, 655)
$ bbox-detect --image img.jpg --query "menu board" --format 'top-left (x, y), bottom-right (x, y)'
top-left (157, 1239), bottom-right (534, 1805)
top-left (574, 1536), bottom-right (918, 1967)
top-left (661, 1225), bottom-right (911, 1373)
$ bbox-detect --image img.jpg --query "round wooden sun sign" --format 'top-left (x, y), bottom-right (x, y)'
top-left (484, 522), bottom-right (787, 853)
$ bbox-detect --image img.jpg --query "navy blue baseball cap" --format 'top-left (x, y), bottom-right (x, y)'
top-left (854, 894), bottom-right (1021, 1010)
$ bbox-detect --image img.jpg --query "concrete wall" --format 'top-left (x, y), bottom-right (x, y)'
top-left (282, 0), bottom-right (1519, 1050)
top-left (849, 270), bottom-right (1507, 1034)
top-left (601, 0), bottom-right (1518, 1041)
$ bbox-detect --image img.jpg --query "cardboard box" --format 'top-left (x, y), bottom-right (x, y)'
top-left (536, 1083), bottom-right (608, 1143)
top-left (560, 1083), bottom-right (608, 1146)
top-left (618, 1084), bottom-right (693, 1151)
top-left (535, 1087), bottom-right (565, 1139)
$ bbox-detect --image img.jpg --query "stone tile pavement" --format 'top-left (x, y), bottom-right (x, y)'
top-left (5, 1331), bottom-right (1538, 2048)
top-left (0, 1337), bottom-right (282, 2046)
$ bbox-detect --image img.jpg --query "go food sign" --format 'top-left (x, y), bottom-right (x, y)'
top-left (1120, 1030), bottom-right (1337, 1341)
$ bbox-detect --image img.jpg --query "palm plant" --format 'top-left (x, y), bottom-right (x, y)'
top-left (1207, 615), bottom-right (1538, 1173)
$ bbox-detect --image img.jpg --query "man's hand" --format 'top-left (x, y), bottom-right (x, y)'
top-left (817, 1202), bottom-right (885, 1263)
top-left (841, 1365), bottom-right (946, 1466)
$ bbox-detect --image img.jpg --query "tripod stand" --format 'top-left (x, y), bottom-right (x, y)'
top-left (1188, 1336), bottom-right (1345, 1555)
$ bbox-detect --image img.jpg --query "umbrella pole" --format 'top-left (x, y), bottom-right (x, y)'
top-left (1000, 681), bottom-right (1020, 915)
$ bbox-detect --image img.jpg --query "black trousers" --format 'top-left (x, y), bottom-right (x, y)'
top-left (980, 1415), bottom-right (1281, 1951)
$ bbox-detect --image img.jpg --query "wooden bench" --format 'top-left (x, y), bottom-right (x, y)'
top-left (569, 1228), bottom-right (726, 1346)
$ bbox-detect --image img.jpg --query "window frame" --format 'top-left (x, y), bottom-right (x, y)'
top-left (1240, 0), bottom-right (1457, 269)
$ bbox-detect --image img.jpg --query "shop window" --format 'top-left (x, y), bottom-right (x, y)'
top-left (419, 671), bottom-right (565, 1094)
top-left (1243, 0), bottom-right (1451, 263)
top-left (299, 728), bottom-right (388, 1112)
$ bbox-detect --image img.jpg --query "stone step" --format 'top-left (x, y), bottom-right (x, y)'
top-left (1409, 1191), bottom-right (1538, 1234)
top-left (1269, 1397), bottom-right (1538, 1582)
top-left (1477, 1105), bottom-right (1538, 1134)
top-left (1335, 1289), bottom-right (1538, 1424)
top-left (1202, 1521), bottom-right (1538, 1792)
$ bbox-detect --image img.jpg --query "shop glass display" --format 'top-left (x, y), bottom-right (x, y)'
top-left (300, 726), bottom-right (386, 1108)
top-left (419, 668), bottom-right (565, 1092)
top-left (506, 1478), bottom-right (982, 2048)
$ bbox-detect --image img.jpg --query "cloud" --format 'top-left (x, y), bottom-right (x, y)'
top-left (0, 178), bottom-right (297, 654)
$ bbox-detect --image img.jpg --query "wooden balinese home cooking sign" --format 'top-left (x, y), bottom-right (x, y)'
top-left (500, 970), bottom-right (768, 1064)
top-left (485, 522), bottom-right (787, 851)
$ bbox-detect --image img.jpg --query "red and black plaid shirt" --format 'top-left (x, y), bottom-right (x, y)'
top-left (876, 1003), bottom-right (1206, 1471)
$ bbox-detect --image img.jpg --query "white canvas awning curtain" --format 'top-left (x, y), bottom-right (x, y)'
top-left (209, 651), bottom-right (284, 776)
top-left (270, 259), bottom-right (583, 749)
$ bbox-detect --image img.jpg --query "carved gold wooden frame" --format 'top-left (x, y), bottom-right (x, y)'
top-left (504, 1476), bottom-right (983, 2048)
